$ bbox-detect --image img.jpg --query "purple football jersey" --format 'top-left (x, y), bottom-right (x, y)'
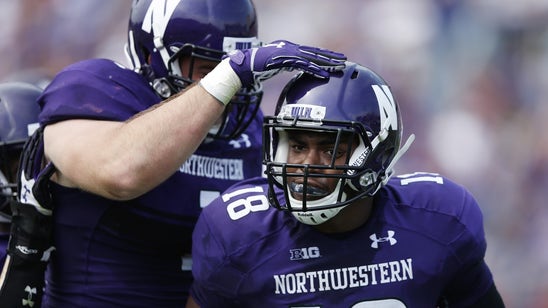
top-left (38, 59), bottom-right (264, 307)
top-left (190, 173), bottom-right (495, 307)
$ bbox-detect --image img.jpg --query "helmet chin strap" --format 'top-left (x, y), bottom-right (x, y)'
top-left (289, 179), bottom-right (347, 225)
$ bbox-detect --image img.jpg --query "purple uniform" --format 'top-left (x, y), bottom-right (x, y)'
top-left (191, 173), bottom-right (495, 307)
top-left (0, 231), bottom-right (7, 265)
top-left (38, 59), bottom-right (263, 307)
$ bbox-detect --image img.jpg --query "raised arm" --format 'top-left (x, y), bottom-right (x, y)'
top-left (44, 84), bottom-right (222, 200)
top-left (44, 40), bottom-right (346, 200)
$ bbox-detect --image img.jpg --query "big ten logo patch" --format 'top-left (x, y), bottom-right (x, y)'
top-left (289, 246), bottom-right (321, 260)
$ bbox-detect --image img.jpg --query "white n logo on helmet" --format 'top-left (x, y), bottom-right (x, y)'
top-left (372, 85), bottom-right (398, 131)
top-left (142, 0), bottom-right (181, 37)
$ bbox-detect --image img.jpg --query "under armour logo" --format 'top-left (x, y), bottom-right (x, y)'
top-left (228, 133), bottom-right (251, 149)
top-left (370, 230), bottom-right (397, 249)
top-left (21, 183), bottom-right (31, 203)
top-left (22, 285), bottom-right (37, 307)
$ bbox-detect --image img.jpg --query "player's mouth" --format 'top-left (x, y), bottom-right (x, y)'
top-left (289, 181), bottom-right (329, 200)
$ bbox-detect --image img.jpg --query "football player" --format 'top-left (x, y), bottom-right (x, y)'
top-left (34, 0), bottom-right (346, 306)
top-left (0, 82), bottom-right (50, 308)
top-left (0, 82), bottom-right (42, 263)
top-left (188, 62), bottom-right (505, 307)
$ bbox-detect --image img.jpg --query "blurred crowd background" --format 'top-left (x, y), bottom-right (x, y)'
top-left (1, 0), bottom-right (547, 306)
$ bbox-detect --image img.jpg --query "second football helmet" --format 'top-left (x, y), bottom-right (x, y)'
top-left (263, 62), bottom-right (414, 225)
top-left (125, 0), bottom-right (263, 139)
top-left (0, 82), bottom-right (42, 221)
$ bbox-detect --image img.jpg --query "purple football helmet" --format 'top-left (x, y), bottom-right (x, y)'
top-left (0, 82), bottom-right (42, 221)
top-left (263, 62), bottom-right (414, 225)
top-left (125, 0), bottom-right (263, 139)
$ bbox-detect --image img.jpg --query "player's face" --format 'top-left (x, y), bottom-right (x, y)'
top-left (285, 130), bottom-right (357, 201)
top-left (179, 56), bottom-right (218, 81)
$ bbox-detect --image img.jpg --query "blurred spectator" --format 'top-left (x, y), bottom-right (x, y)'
top-left (0, 0), bottom-right (129, 78)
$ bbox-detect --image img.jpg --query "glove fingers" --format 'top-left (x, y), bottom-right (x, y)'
top-left (18, 126), bottom-right (49, 184)
top-left (265, 40), bottom-right (346, 63)
top-left (19, 128), bottom-right (42, 182)
top-left (298, 45), bottom-right (347, 61)
top-left (15, 126), bottom-right (55, 211)
top-left (32, 163), bottom-right (55, 211)
top-left (232, 39), bottom-right (347, 87)
top-left (298, 49), bottom-right (346, 67)
top-left (266, 56), bottom-right (330, 78)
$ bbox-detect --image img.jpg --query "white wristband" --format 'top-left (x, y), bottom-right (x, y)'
top-left (199, 58), bottom-right (243, 106)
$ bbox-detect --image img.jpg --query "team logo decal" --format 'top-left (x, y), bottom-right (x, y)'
top-left (228, 133), bottom-right (252, 149)
top-left (369, 230), bottom-right (397, 249)
top-left (372, 84), bottom-right (398, 130)
top-left (278, 104), bottom-right (326, 122)
top-left (22, 285), bottom-right (37, 307)
top-left (142, 0), bottom-right (181, 37)
top-left (289, 246), bottom-right (321, 260)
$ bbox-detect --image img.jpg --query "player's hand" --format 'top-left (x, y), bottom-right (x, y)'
top-left (9, 126), bottom-right (55, 263)
top-left (17, 129), bottom-right (54, 216)
top-left (0, 127), bottom-right (55, 308)
top-left (227, 40), bottom-right (347, 88)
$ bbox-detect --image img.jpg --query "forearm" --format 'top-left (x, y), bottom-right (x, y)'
top-left (45, 83), bottom-right (224, 200)
top-left (43, 40), bottom-right (347, 200)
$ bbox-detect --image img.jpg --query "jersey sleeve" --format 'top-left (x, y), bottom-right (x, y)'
top-left (439, 182), bottom-right (495, 306)
top-left (38, 59), bottom-right (158, 125)
top-left (190, 210), bottom-right (237, 307)
top-left (190, 178), bottom-right (265, 306)
top-left (389, 173), bottom-right (496, 305)
top-left (190, 177), bottom-right (285, 307)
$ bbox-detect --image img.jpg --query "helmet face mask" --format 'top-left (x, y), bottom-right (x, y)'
top-left (0, 168), bottom-right (16, 222)
top-left (264, 119), bottom-right (377, 225)
top-left (154, 43), bottom-right (231, 97)
top-left (126, 0), bottom-right (263, 139)
top-left (263, 62), bottom-right (412, 225)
